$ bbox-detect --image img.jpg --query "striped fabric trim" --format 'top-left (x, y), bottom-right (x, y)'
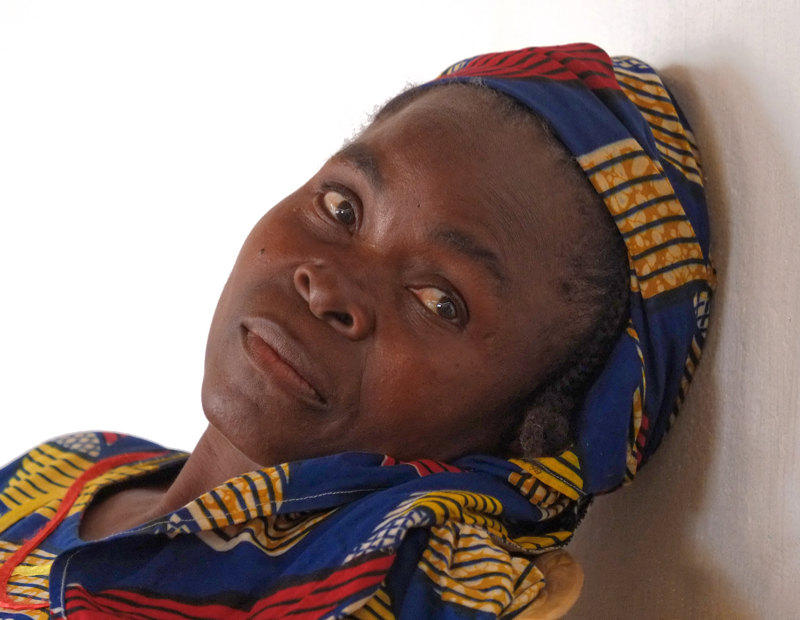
top-left (669, 290), bottom-right (712, 429)
top-left (577, 138), bottom-right (710, 299)
top-left (511, 530), bottom-right (573, 552)
top-left (186, 464), bottom-right (290, 529)
top-left (508, 451), bottom-right (583, 503)
top-left (0, 541), bottom-right (54, 615)
top-left (624, 324), bottom-right (648, 484)
top-left (67, 455), bottom-right (182, 518)
top-left (418, 523), bottom-right (545, 617)
top-left (0, 444), bottom-right (94, 533)
top-left (613, 57), bottom-right (703, 186)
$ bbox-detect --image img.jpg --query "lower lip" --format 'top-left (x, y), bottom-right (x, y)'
top-left (242, 330), bottom-right (324, 404)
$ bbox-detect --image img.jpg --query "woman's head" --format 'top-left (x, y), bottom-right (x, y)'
top-left (201, 44), bottom-right (714, 499)
top-left (200, 83), bottom-right (627, 467)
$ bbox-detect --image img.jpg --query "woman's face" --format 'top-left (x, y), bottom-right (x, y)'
top-left (202, 87), bottom-right (582, 466)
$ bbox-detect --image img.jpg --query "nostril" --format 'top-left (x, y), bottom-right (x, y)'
top-left (326, 311), bottom-right (354, 328)
top-left (294, 268), bottom-right (312, 302)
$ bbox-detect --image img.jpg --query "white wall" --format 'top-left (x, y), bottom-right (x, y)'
top-left (0, 0), bottom-right (501, 459)
top-left (2, 2), bottom-right (798, 618)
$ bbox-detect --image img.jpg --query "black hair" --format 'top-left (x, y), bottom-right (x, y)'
top-left (373, 81), bottom-right (631, 459)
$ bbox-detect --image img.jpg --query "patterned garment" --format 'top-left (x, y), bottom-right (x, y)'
top-left (1, 43), bottom-right (713, 619)
top-left (0, 432), bottom-right (575, 619)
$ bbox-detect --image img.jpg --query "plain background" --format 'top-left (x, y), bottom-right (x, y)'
top-left (2, 2), bottom-right (799, 618)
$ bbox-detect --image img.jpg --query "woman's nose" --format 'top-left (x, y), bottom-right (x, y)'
top-left (293, 262), bottom-right (375, 340)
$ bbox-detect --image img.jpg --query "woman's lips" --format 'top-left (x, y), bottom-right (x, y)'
top-left (242, 328), bottom-right (325, 405)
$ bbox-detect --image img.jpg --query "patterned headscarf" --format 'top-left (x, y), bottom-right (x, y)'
top-left (433, 42), bottom-right (714, 495)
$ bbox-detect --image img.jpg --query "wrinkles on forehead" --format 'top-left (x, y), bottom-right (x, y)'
top-left (358, 84), bottom-right (582, 291)
top-left (402, 86), bottom-right (576, 270)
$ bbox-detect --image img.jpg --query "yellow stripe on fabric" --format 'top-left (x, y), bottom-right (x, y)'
top-left (0, 541), bottom-right (56, 560)
top-left (502, 556), bottom-right (546, 618)
top-left (419, 524), bottom-right (515, 615)
top-left (536, 457), bottom-right (583, 490)
top-left (196, 510), bottom-right (334, 557)
top-left (509, 458), bottom-right (582, 501)
top-left (0, 497), bottom-right (55, 535)
top-left (578, 139), bottom-right (710, 299)
top-left (624, 324), bottom-right (647, 484)
top-left (0, 445), bottom-right (95, 534)
top-left (0, 542), bottom-right (54, 614)
top-left (347, 583), bottom-right (395, 620)
top-left (423, 552), bottom-right (514, 592)
top-left (395, 492), bottom-right (508, 542)
top-left (513, 530), bottom-right (572, 549)
top-left (613, 65), bottom-right (664, 86)
top-left (615, 72), bottom-right (672, 102)
top-left (685, 128), bottom-right (702, 162)
top-left (614, 66), bottom-right (703, 187)
top-left (37, 444), bottom-right (94, 473)
top-left (12, 563), bottom-right (52, 577)
top-left (507, 474), bottom-right (559, 510)
top-left (187, 463), bottom-right (290, 529)
top-left (625, 386), bottom-right (644, 483)
top-left (561, 450), bottom-right (580, 469)
top-left (68, 457), bottom-right (180, 516)
top-left (652, 140), bottom-right (704, 185)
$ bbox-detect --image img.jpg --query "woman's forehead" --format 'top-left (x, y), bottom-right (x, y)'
top-left (342, 86), bottom-right (582, 270)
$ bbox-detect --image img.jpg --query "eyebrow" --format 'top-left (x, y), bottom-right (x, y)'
top-left (429, 226), bottom-right (509, 295)
top-left (335, 142), bottom-right (384, 190)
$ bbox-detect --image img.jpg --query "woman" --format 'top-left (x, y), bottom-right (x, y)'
top-left (0, 43), bottom-right (713, 619)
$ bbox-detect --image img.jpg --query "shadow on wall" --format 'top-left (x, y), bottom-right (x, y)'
top-left (565, 61), bottom-right (797, 620)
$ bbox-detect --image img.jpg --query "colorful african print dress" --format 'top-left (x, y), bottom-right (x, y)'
top-left (0, 432), bottom-right (585, 619)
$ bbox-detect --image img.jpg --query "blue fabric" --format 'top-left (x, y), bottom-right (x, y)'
top-left (0, 433), bottom-right (571, 619)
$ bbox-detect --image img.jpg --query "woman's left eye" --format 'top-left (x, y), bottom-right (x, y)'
top-left (323, 189), bottom-right (356, 227)
top-left (411, 287), bottom-right (461, 322)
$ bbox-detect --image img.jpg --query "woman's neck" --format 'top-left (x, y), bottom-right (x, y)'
top-left (153, 424), bottom-right (263, 516)
top-left (80, 424), bottom-right (262, 541)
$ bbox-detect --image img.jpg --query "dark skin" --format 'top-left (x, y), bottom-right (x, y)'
top-left (80, 87), bottom-right (584, 541)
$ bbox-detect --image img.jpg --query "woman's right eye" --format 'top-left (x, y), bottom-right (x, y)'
top-left (323, 190), bottom-right (356, 227)
top-left (410, 286), bottom-right (463, 323)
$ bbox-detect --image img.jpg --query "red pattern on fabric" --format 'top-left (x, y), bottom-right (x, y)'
top-left (64, 554), bottom-right (395, 620)
top-left (439, 43), bottom-right (621, 91)
top-left (0, 450), bottom-right (170, 611)
top-left (380, 456), bottom-right (461, 475)
top-left (102, 432), bottom-right (122, 445)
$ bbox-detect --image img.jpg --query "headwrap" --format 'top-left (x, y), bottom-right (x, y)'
top-left (0, 44), bottom-right (713, 620)
top-left (433, 42), bottom-right (715, 494)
